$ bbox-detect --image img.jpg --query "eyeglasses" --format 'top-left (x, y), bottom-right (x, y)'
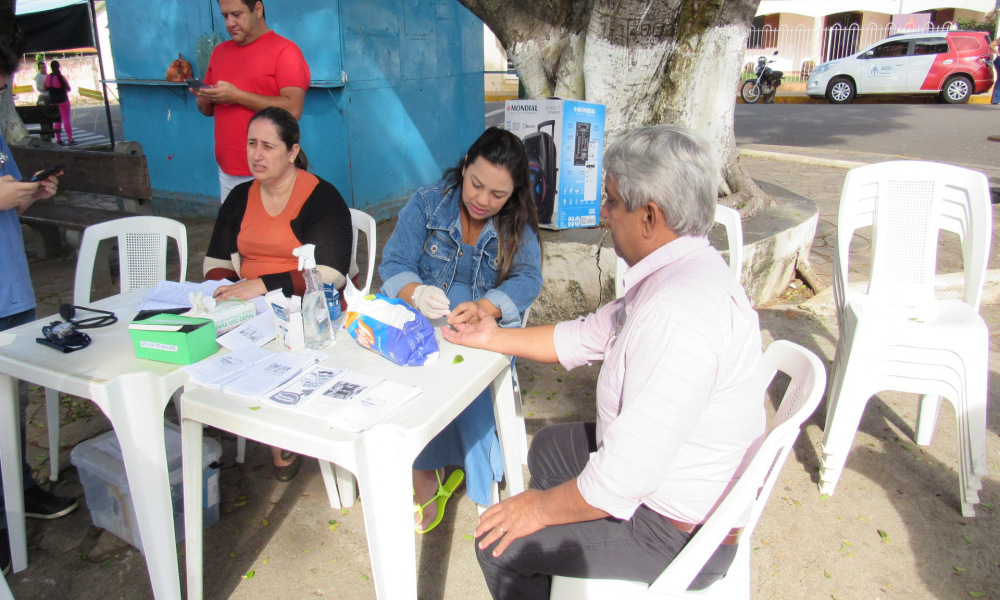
top-left (603, 302), bottom-right (628, 356)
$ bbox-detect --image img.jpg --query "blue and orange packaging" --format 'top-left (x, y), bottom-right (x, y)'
top-left (342, 294), bottom-right (439, 367)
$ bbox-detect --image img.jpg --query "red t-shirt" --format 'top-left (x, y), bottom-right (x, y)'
top-left (204, 31), bottom-right (310, 176)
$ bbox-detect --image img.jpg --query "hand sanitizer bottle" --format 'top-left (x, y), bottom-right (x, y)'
top-left (292, 244), bottom-right (334, 350)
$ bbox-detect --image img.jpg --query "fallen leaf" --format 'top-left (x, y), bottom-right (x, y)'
top-left (234, 500), bottom-right (247, 507)
top-left (901, 445), bottom-right (914, 451)
top-left (857, 516), bottom-right (869, 522)
top-left (843, 553), bottom-right (854, 557)
top-left (263, 557), bottom-right (270, 564)
top-left (981, 503), bottom-right (993, 509)
top-left (556, 378), bottom-right (562, 383)
top-left (235, 527), bottom-right (242, 534)
top-left (249, 406), bottom-right (261, 411)
top-left (328, 523), bottom-right (339, 532)
top-left (969, 593), bottom-right (984, 598)
top-left (878, 530), bottom-right (888, 539)
top-left (328, 519), bottom-right (337, 525)
top-left (824, 570), bottom-right (832, 579)
top-left (463, 534), bottom-right (474, 540)
top-left (820, 494), bottom-right (830, 500)
top-left (360, 574), bottom-right (369, 581)
top-left (452, 355), bottom-right (464, 364)
top-left (262, 518), bottom-right (269, 527)
top-left (791, 499), bottom-right (803, 507)
top-left (954, 566), bottom-right (966, 572)
top-left (963, 535), bottom-right (973, 544)
top-left (245, 570), bottom-right (255, 579)
top-left (230, 552), bottom-right (236, 558)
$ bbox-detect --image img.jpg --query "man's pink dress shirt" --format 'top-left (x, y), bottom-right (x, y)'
top-left (553, 236), bottom-right (765, 524)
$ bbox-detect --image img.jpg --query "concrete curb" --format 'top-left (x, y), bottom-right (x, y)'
top-left (736, 93), bottom-right (992, 105)
top-left (739, 148), bottom-right (866, 170)
top-left (798, 269), bottom-right (1000, 316)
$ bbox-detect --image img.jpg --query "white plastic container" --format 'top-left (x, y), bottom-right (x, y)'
top-left (70, 421), bottom-right (222, 554)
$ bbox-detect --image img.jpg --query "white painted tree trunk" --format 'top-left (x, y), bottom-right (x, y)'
top-left (461, 0), bottom-right (768, 216)
top-left (1, 87), bottom-right (29, 144)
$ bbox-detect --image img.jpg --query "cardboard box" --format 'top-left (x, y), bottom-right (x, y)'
top-left (265, 290), bottom-right (306, 352)
top-left (505, 99), bottom-right (606, 229)
top-left (128, 314), bottom-right (219, 365)
top-left (201, 299), bottom-right (256, 336)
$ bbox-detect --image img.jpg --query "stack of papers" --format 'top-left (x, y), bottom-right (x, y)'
top-left (138, 280), bottom-right (232, 311)
top-left (183, 346), bottom-right (274, 389)
top-left (222, 352), bottom-right (315, 399)
top-left (264, 367), bottom-right (422, 432)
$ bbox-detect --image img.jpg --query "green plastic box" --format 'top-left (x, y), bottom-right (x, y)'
top-left (128, 314), bottom-right (219, 365)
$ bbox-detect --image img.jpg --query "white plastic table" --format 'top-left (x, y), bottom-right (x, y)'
top-left (0, 289), bottom-right (187, 599)
top-left (180, 327), bottom-right (524, 600)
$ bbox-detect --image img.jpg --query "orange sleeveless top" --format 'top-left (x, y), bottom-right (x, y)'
top-left (237, 170), bottom-right (320, 281)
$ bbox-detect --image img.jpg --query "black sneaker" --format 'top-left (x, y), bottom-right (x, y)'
top-left (23, 486), bottom-right (79, 520)
top-left (1, 527), bottom-right (10, 576)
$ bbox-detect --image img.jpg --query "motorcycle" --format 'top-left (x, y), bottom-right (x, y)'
top-left (740, 51), bottom-right (784, 104)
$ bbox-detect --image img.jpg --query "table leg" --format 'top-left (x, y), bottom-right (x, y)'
top-left (490, 364), bottom-right (525, 496)
top-left (0, 374), bottom-right (27, 573)
top-left (104, 372), bottom-right (182, 600)
top-left (356, 427), bottom-right (417, 599)
top-left (181, 419), bottom-right (204, 600)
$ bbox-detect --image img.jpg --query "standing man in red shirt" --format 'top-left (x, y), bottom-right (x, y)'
top-left (192, 0), bottom-right (311, 201)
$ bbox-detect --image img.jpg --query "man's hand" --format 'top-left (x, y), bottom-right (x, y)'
top-left (441, 308), bottom-right (499, 349)
top-left (0, 175), bottom-right (41, 212)
top-left (32, 172), bottom-right (60, 201)
top-left (475, 489), bottom-right (547, 557)
top-left (196, 80), bottom-right (240, 105)
top-left (212, 278), bottom-right (267, 301)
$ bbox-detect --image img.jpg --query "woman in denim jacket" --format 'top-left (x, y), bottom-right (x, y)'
top-left (380, 127), bottom-right (542, 532)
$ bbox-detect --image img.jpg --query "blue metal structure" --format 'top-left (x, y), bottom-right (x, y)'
top-left (104, 0), bottom-right (485, 217)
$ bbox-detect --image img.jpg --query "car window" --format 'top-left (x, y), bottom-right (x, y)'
top-left (951, 37), bottom-right (983, 51)
top-left (869, 40), bottom-right (910, 58)
top-left (912, 38), bottom-right (949, 55)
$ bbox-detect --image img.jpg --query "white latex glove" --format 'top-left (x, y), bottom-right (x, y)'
top-left (411, 285), bottom-right (451, 319)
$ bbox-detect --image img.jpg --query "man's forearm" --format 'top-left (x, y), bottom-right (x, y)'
top-left (196, 96), bottom-right (214, 116)
top-left (487, 324), bottom-right (559, 363)
top-left (538, 479), bottom-right (609, 526)
top-left (232, 89), bottom-right (304, 119)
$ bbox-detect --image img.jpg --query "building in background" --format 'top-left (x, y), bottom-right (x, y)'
top-left (745, 0), bottom-right (995, 86)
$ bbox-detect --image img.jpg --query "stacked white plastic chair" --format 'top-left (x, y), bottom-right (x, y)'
top-left (819, 161), bottom-right (992, 517)
top-left (43, 217), bottom-right (188, 481)
top-left (615, 204), bottom-right (744, 298)
top-left (233, 209), bottom-right (376, 509)
top-left (549, 340), bottom-right (826, 599)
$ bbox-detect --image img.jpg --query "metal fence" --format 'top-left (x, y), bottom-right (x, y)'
top-left (742, 22), bottom-right (959, 83)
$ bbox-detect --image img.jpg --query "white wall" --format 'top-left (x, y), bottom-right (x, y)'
top-left (483, 24), bottom-right (506, 72)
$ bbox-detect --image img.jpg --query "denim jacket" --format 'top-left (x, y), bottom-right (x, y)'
top-left (380, 180), bottom-right (543, 328)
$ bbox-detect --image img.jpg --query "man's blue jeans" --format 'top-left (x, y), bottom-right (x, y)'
top-left (0, 308), bottom-right (39, 530)
top-left (992, 57), bottom-right (1000, 104)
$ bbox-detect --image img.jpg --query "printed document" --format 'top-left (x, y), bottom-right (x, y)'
top-left (183, 346), bottom-right (274, 389)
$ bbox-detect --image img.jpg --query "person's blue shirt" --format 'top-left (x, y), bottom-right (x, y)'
top-left (379, 180), bottom-right (542, 328)
top-left (0, 133), bottom-right (37, 319)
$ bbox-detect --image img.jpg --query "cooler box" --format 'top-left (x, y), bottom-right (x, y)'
top-left (70, 421), bottom-right (222, 554)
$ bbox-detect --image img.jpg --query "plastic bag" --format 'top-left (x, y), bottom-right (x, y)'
top-left (343, 294), bottom-right (439, 366)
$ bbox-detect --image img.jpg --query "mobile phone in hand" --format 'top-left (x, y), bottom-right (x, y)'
top-left (186, 78), bottom-right (208, 90)
top-left (25, 164), bottom-right (64, 183)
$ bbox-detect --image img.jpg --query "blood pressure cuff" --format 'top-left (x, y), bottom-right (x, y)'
top-left (343, 294), bottom-right (440, 367)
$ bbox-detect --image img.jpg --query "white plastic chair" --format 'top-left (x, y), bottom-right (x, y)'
top-left (819, 161), bottom-right (992, 517)
top-left (233, 210), bottom-right (377, 508)
top-left (0, 572), bottom-right (12, 600)
top-left (43, 217), bottom-right (187, 482)
top-left (550, 340), bottom-right (826, 599)
top-left (615, 205), bottom-right (743, 298)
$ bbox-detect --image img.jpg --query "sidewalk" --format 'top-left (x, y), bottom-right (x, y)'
top-left (5, 149), bottom-right (1000, 600)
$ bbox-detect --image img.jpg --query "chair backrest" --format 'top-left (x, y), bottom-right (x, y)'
top-left (74, 216), bottom-right (188, 305)
top-left (644, 340), bottom-right (826, 595)
top-left (347, 209), bottom-right (377, 299)
top-left (615, 205), bottom-right (744, 299)
top-left (834, 160), bottom-right (991, 314)
top-left (0, 570), bottom-right (12, 600)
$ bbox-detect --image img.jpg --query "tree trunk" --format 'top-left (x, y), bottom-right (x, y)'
top-left (0, 0), bottom-right (29, 144)
top-left (460, 0), bottom-right (769, 218)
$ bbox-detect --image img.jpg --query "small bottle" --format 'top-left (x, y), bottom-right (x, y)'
top-left (292, 244), bottom-right (334, 350)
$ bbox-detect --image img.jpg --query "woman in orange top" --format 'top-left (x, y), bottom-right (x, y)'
top-left (203, 106), bottom-right (353, 481)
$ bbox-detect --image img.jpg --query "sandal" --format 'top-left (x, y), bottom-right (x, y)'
top-left (414, 469), bottom-right (464, 534)
top-left (274, 450), bottom-right (302, 482)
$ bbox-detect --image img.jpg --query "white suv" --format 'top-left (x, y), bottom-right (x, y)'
top-left (807, 30), bottom-right (994, 104)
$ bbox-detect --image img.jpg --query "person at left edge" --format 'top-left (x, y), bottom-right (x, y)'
top-left (192, 0), bottom-right (310, 202)
top-left (0, 37), bottom-right (77, 577)
top-left (203, 107), bottom-right (353, 481)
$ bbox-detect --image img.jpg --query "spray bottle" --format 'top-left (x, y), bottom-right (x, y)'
top-left (292, 244), bottom-right (334, 349)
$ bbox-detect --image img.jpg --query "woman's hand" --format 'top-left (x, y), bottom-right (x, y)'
top-left (447, 301), bottom-right (481, 325)
top-left (212, 279), bottom-right (267, 301)
top-left (411, 285), bottom-right (451, 319)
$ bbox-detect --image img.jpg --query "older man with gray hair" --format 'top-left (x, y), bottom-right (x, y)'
top-left (442, 124), bottom-right (765, 599)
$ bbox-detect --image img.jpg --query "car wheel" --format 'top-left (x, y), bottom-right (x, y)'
top-left (940, 75), bottom-right (972, 104)
top-left (826, 77), bottom-right (855, 104)
top-left (740, 80), bottom-right (762, 104)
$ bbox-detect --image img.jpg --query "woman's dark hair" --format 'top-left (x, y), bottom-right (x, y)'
top-left (248, 106), bottom-right (308, 170)
top-left (0, 39), bottom-right (17, 78)
top-left (443, 127), bottom-right (539, 285)
top-left (49, 61), bottom-right (69, 90)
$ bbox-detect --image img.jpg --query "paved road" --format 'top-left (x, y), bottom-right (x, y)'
top-left (735, 103), bottom-right (1000, 170)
